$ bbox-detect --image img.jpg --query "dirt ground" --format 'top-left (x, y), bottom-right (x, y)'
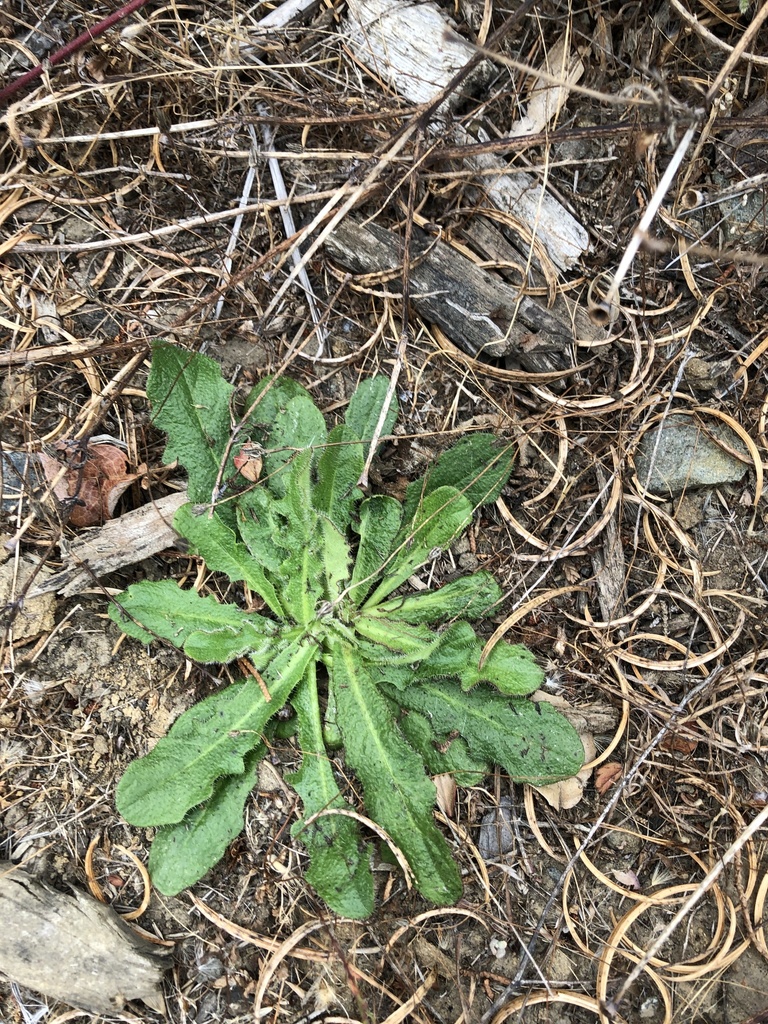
top-left (1, 0), bottom-right (768, 1021)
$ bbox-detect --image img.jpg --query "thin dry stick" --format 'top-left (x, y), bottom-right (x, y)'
top-left (211, 137), bottom-right (259, 326)
top-left (606, 802), bottom-right (768, 1018)
top-left (0, 0), bottom-right (151, 105)
top-left (255, 112), bottom-right (327, 357)
top-left (602, 124), bottom-right (697, 314)
top-left (12, 188), bottom-right (345, 254)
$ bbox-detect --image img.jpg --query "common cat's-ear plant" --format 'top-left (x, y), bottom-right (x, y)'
top-left (111, 343), bottom-right (584, 917)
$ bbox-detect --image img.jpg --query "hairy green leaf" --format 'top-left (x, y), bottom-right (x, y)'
top-left (354, 614), bottom-right (438, 664)
top-left (313, 423), bottom-right (364, 533)
top-left (344, 377), bottom-right (398, 449)
top-left (329, 639), bottom-right (462, 906)
top-left (365, 572), bottom-right (502, 625)
top-left (149, 744), bottom-right (265, 895)
top-left (318, 518), bottom-right (352, 604)
top-left (116, 640), bottom-right (317, 826)
top-left (414, 621), bottom-right (543, 695)
top-left (388, 680), bottom-right (584, 785)
top-left (402, 434), bottom-right (515, 527)
top-left (175, 503), bottom-right (284, 618)
top-left (242, 374), bottom-right (312, 434)
top-left (364, 486), bottom-right (473, 607)
top-left (288, 664), bottom-right (374, 918)
top-left (398, 710), bottom-right (489, 787)
top-left (249, 382), bottom-right (327, 497)
top-left (109, 579), bottom-right (279, 666)
top-left (236, 486), bottom-right (289, 574)
top-left (147, 343), bottom-right (235, 504)
top-left (349, 495), bottom-right (402, 606)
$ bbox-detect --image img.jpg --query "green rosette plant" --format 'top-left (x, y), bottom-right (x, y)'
top-left (110, 342), bottom-right (584, 917)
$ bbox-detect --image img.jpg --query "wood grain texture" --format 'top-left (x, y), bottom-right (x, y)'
top-left (0, 862), bottom-right (170, 1014)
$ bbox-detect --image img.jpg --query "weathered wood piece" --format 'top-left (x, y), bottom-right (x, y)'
top-left (30, 490), bottom-right (186, 598)
top-left (325, 218), bottom-right (592, 369)
top-left (345, 0), bottom-right (491, 113)
top-left (0, 861), bottom-right (170, 1015)
top-left (344, 0), bottom-right (590, 270)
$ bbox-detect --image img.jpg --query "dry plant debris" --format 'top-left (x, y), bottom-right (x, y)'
top-left (1, 0), bottom-right (767, 1020)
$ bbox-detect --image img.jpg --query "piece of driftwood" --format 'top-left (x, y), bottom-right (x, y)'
top-left (345, 0), bottom-right (492, 114)
top-left (30, 490), bottom-right (186, 598)
top-left (0, 861), bottom-right (170, 1015)
top-left (344, 0), bottom-right (590, 270)
top-left (325, 218), bottom-right (597, 369)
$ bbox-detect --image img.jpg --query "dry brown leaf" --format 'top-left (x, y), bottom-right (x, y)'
top-left (594, 762), bottom-right (623, 795)
top-left (433, 773), bottom-right (457, 817)
top-left (39, 440), bottom-right (139, 527)
top-left (659, 733), bottom-right (699, 756)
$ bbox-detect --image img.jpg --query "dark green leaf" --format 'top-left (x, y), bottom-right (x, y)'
top-left (109, 579), bottom-right (279, 666)
top-left (344, 377), bottom-right (398, 450)
top-left (354, 614), bottom-right (438, 664)
top-left (329, 639), bottom-right (462, 906)
top-left (402, 434), bottom-right (515, 526)
top-left (149, 744), bottom-right (265, 895)
top-left (244, 382), bottom-right (325, 497)
top-left (415, 622), bottom-right (544, 696)
top-left (313, 423), bottom-right (364, 533)
top-left (387, 680), bottom-right (584, 785)
top-left (237, 486), bottom-right (289, 574)
top-left (399, 711), bottom-right (489, 787)
top-left (349, 495), bottom-right (402, 606)
top-left (147, 343), bottom-right (234, 504)
top-left (288, 663), bottom-right (374, 918)
top-left (365, 571), bottom-right (502, 625)
top-left (364, 487), bottom-right (472, 608)
top-left (116, 640), bottom-right (317, 826)
top-left (175, 503), bottom-right (284, 618)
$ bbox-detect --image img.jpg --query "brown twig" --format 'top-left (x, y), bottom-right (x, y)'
top-left (0, 0), bottom-right (151, 107)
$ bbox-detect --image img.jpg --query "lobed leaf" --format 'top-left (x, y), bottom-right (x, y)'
top-left (116, 640), bottom-right (318, 826)
top-left (415, 621), bottom-right (544, 696)
top-left (148, 745), bottom-right (265, 895)
top-left (288, 664), bottom-right (374, 919)
top-left (147, 343), bottom-right (235, 504)
top-left (388, 679), bottom-right (584, 785)
top-left (398, 710), bottom-right (489, 787)
top-left (329, 639), bottom-right (462, 906)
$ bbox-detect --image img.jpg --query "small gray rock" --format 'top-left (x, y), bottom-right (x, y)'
top-left (633, 413), bottom-right (748, 497)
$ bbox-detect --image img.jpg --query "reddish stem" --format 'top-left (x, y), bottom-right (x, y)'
top-left (0, 0), bottom-right (151, 106)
